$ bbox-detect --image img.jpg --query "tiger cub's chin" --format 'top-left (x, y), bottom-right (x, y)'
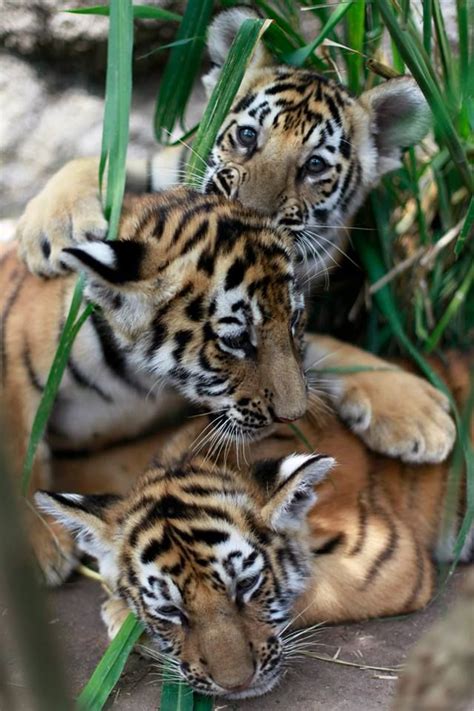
top-left (36, 452), bottom-right (334, 698)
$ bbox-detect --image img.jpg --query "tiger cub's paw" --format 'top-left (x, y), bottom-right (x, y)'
top-left (101, 596), bottom-right (132, 640)
top-left (336, 370), bottom-right (455, 464)
top-left (29, 511), bottom-right (78, 586)
top-left (16, 158), bottom-right (106, 278)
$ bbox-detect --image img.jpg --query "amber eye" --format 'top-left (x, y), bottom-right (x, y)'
top-left (306, 155), bottom-right (327, 175)
top-left (237, 125), bottom-right (258, 147)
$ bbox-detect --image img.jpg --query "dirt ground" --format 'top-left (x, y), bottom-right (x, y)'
top-left (6, 568), bottom-right (462, 710)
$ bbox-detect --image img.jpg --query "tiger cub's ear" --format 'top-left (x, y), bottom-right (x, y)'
top-left (60, 240), bottom-right (146, 285)
top-left (254, 454), bottom-right (335, 532)
top-left (358, 76), bottom-right (431, 176)
top-left (203, 8), bottom-right (273, 98)
top-left (35, 491), bottom-right (121, 563)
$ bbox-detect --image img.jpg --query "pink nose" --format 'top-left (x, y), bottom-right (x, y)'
top-left (222, 672), bottom-right (255, 693)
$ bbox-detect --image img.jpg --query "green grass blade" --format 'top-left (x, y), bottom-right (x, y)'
top-left (186, 18), bottom-right (270, 186)
top-left (67, 4), bottom-right (181, 21)
top-left (64, 5), bottom-right (182, 22)
top-left (402, 0), bottom-right (410, 26)
top-left (425, 259), bottom-right (474, 353)
top-left (454, 196), bottom-right (474, 256)
top-left (154, 0), bottom-right (213, 143)
top-left (287, 423), bottom-right (314, 452)
top-left (255, 0), bottom-right (304, 46)
top-left (101, 0), bottom-right (134, 239)
top-left (159, 669), bottom-right (194, 711)
top-left (345, 0), bottom-right (365, 93)
top-left (422, 0), bottom-right (432, 55)
top-left (282, 0), bottom-right (355, 66)
top-left (432, 0), bottom-right (456, 100)
top-left (441, 373), bottom-right (474, 575)
top-left (21, 0), bottom-right (133, 493)
top-left (192, 694), bottom-right (214, 710)
top-left (21, 285), bottom-right (93, 494)
top-left (377, 0), bottom-right (473, 193)
top-left (77, 615), bottom-right (145, 710)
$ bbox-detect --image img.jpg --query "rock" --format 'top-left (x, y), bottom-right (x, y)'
top-left (0, 1), bottom-right (182, 73)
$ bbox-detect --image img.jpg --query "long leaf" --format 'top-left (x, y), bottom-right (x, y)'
top-left (454, 196), bottom-right (474, 256)
top-left (154, 0), bottom-right (213, 143)
top-left (77, 615), bottom-right (145, 710)
top-left (21, 2), bottom-right (133, 495)
top-left (67, 4), bottom-right (181, 22)
top-left (425, 259), bottom-right (474, 353)
top-left (100, 0), bottom-right (134, 240)
top-left (282, 0), bottom-right (355, 66)
top-left (345, 0), bottom-right (365, 93)
top-left (160, 671), bottom-right (194, 711)
top-left (186, 18), bottom-right (270, 185)
top-left (377, 0), bottom-right (473, 192)
top-left (21, 284), bottom-right (93, 494)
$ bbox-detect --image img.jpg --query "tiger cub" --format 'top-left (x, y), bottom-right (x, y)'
top-left (17, 8), bottom-right (430, 278)
top-left (2, 187), bottom-right (455, 585)
top-left (39, 352), bottom-right (472, 700)
top-left (1, 187), bottom-right (308, 584)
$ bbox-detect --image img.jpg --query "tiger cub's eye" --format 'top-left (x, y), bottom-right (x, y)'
top-left (237, 126), bottom-right (258, 147)
top-left (305, 156), bottom-right (328, 175)
top-left (236, 574), bottom-right (260, 595)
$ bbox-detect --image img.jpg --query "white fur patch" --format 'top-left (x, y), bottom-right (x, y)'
top-left (61, 242), bottom-right (116, 272)
top-left (279, 453), bottom-right (335, 482)
top-left (82, 242), bottom-right (117, 266)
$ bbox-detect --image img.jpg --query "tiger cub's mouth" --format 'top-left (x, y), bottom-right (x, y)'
top-left (208, 412), bottom-right (277, 443)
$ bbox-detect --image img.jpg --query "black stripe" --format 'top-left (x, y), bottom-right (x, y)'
top-left (23, 343), bottom-right (44, 392)
top-left (349, 491), bottom-right (368, 556)
top-left (402, 536), bottom-right (426, 611)
top-left (64, 241), bottom-right (144, 284)
top-left (90, 311), bottom-right (148, 395)
top-left (225, 258), bottom-right (246, 291)
top-left (190, 528), bottom-right (229, 545)
top-left (0, 272), bottom-right (27, 383)
top-left (42, 492), bottom-right (119, 517)
top-left (361, 471), bottom-right (400, 587)
top-left (141, 533), bottom-right (172, 564)
top-left (67, 356), bottom-right (113, 403)
top-left (312, 534), bottom-right (344, 556)
top-left (233, 93), bottom-right (256, 112)
top-left (181, 220), bottom-right (209, 255)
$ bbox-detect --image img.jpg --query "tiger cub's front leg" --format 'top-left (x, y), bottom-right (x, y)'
top-left (16, 146), bottom-right (183, 278)
top-left (304, 334), bottom-right (455, 464)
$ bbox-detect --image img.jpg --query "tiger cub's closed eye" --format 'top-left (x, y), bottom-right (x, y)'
top-left (158, 605), bottom-right (188, 624)
top-left (236, 574), bottom-right (261, 594)
top-left (221, 333), bottom-right (251, 351)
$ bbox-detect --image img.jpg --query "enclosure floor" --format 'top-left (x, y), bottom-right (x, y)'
top-left (31, 568), bottom-right (467, 709)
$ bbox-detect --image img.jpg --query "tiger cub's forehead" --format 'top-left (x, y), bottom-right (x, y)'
top-left (228, 68), bottom-right (354, 151)
top-left (118, 467), bottom-right (266, 593)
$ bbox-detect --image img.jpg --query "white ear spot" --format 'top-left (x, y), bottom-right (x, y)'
top-left (62, 494), bottom-right (85, 503)
top-left (34, 491), bottom-right (84, 516)
top-left (279, 453), bottom-right (335, 483)
top-left (34, 491), bottom-right (57, 518)
top-left (60, 243), bottom-right (117, 274)
top-left (207, 8), bottom-right (258, 66)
